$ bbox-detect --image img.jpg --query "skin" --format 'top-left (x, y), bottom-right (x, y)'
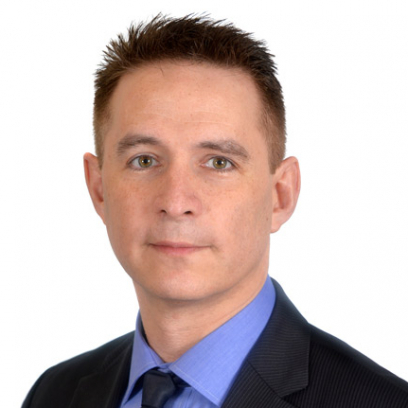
top-left (84, 61), bottom-right (300, 362)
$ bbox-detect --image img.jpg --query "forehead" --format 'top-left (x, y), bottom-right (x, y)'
top-left (105, 61), bottom-right (266, 150)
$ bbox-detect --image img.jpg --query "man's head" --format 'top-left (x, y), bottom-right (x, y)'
top-left (93, 14), bottom-right (286, 173)
top-left (84, 15), bottom-right (300, 308)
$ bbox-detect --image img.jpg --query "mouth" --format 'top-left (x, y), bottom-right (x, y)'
top-left (149, 241), bottom-right (207, 256)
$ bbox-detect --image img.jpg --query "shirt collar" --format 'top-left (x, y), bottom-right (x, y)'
top-left (122, 277), bottom-right (275, 406)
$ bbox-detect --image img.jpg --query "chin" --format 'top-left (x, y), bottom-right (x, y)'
top-left (137, 273), bottom-right (223, 303)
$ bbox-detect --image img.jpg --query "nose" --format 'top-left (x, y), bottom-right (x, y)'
top-left (153, 165), bottom-right (203, 219)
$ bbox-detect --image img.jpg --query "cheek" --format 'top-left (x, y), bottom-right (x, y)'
top-left (103, 180), bottom-right (152, 246)
top-left (216, 185), bottom-right (273, 250)
top-left (105, 176), bottom-right (151, 213)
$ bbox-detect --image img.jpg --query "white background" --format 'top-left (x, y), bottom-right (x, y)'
top-left (1, 0), bottom-right (407, 406)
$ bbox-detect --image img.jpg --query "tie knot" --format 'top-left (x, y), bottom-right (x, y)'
top-left (141, 369), bottom-right (185, 408)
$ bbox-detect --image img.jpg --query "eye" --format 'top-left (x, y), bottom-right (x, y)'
top-left (205, 157), bottom-right (233, 171)
top-left (130, 155), bottom-right (158, 169)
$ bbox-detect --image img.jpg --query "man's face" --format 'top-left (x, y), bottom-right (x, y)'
top-left (89, 61), bottom-right (281, 303)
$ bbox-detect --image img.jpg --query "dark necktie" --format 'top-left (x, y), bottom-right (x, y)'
top-left (141, 369), bottom-right (184, 408)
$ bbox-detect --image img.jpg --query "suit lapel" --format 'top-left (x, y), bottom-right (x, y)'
top-left (221, 279), bottom-right (310, 408)
top-left (221, 362), bottom-right (296, 408)
top-left (69, 335), bottom-right (133, 408)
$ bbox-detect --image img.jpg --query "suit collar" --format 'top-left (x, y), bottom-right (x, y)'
top-left (250, 279), bottom-right (310, 397)
top-left (222, 278), bottom-right (310, 407)
top-left (69, 333), bottom-right (133, 408)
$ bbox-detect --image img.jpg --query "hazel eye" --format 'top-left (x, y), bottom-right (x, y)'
top-left (131, 155), bottom-right (157, 169)
top-left (206, 157), bottom-right (233, 170)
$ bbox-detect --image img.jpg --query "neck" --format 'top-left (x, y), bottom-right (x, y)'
top-left (134, 271), bottom-right (268, 363)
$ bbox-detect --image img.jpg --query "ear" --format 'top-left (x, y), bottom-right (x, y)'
top-left (270, 156), bottom-right (301, 233)
top-left (83, 153), bottom-right (106, 224)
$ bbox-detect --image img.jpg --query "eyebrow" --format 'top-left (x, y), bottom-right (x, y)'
top-left (116, 134), bottom-right (162, 156)
top-left (197, 140), bottom-right (250, 161)
top-left (116, 134), bottom-right (250, 161)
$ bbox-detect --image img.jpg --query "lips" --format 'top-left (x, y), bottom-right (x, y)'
top-left (150, 241), bottom-right (207, 256)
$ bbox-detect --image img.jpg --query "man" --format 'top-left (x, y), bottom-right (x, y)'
top-left (23, 14), bottom-right (408, 408)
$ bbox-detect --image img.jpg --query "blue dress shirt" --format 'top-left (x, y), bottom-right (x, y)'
top-left (120, 277), bottom-right (276, 408)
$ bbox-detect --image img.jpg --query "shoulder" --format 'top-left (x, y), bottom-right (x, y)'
top-left (264, 279), bottom-right (408, 407)
top-left (22, 332), bottom-right (134, 408)
top-left (288, 325), bottom-right (408, 407)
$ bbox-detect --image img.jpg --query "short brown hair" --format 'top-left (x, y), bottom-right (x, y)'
top-left (94, 14), bottom-right (286, 172)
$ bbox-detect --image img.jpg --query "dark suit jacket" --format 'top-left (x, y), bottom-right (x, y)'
top-left (23, 280), bottom-right (408, 407)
